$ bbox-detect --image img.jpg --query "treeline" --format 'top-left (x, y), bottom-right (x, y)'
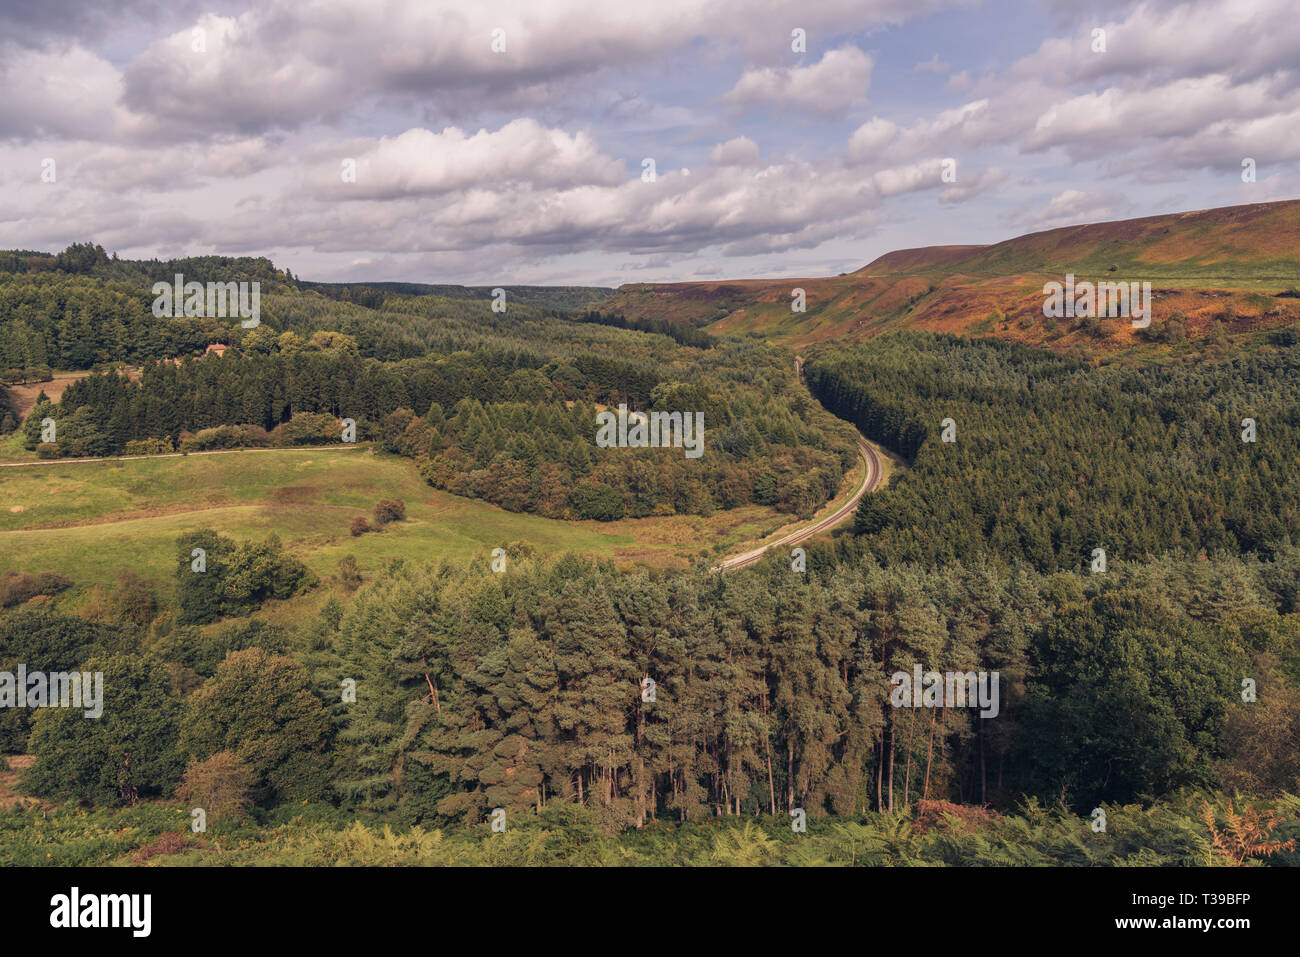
top-left (806, 331), bottom-right (1300, 570)
top-left (0, 244), bottom-right (612, 372)
top-left (6, 549), bottom-right (1299, 830)
top-left (403, 398), bottom-right (842, 519)
top-left (0, 242), bottom-right (291, 286)
top-left (328, 551), bottom-right (1300, 825)
top-left (0, 383), bottom-right (16, 434)
top-left (575, 309), bottom-right (716, 349)
top-left (28, 322), bottom-right (855, 519)
top-left (0, 271), bottom-right (213, 371)
top-left (300, 281), bottom-right (612, 313)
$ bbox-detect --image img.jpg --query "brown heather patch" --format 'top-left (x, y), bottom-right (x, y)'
top-left (271, 485), bottom-right (322, 502)
top-left (0, 755), bottom-right (38, 810)
top-left (130, 830), bottom-right (208, 863)
top-left (604, 199), bottom-right (1300, 354)
top-left (5, 373), bottom-right (90, 418)
top-left (912, 799), bottom-right (1001, 835)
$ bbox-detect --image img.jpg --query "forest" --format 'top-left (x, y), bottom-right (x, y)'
top-left (806, 331), bottom-right (1300, 570)
top-left (4, 545), bottom-right (1298, 846)
top-left (1, 247), bottom-right (1297, 866)
top-left (9, 249), bottom-right (856, 520)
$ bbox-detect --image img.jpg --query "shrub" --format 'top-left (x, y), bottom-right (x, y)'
top-left (179, 424), bottom-right (265, 453)
top-left (350, 516), bottom-right (370, 536)
top-left (220, 535), bottom-right (316, 613)
top-left (372, 498), bottom-right (406, 526)
top-left (913, 799), bottom-right (1000, 835)
top-left (107, 569), bottom-right (155, 627)
top-left (175, 751), bottom-right (254, 822)
top-left (570, 483), bottom-right (624, 521)
top-left (179, 649), bottom-right (333, 806)
top-left (123, 436), bottom-right (175, 455)
top-left (174, 529), bottom-right (315, 624)
top-left (151, 620), bottom-right (288, 678)
top-left (338, 554), bottom-right (362, 588)
top-left (0, 570), bottom-right (73, 607)
top-left (275, 412), bottom-right (339, 445)
top-left (24, 653), bottom-right (184, 806)
top-left (131, 830), bottom-right (204, 863)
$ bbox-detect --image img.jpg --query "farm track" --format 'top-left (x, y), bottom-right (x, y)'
top-left (714, 436), bottom-right (881, 571)
top-left (714, 355), bottom-right (889, 572)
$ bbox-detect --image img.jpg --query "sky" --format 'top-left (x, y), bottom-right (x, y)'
top-left (0, 0), bottom-right (1296, 287)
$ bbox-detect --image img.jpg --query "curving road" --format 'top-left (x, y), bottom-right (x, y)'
top-left (714, 435), bottom-right (882, 571)
top-left (715, 356), bottom-right (885, 572)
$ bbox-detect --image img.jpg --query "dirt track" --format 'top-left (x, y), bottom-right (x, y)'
top-left (714, 436), bottom-right (882, 571)
top-left (714, 355), bottom-right (888, 571)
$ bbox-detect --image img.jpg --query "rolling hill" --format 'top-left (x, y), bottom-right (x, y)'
top-left (602, 199), bottom-right (1300, 351)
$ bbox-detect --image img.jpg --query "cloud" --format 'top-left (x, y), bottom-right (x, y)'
top-left (940, 166), bottom-right (1006, 203)
top-left (116, 1), bottom-right (939, 136)
top-left (945, 70), bottom-right (972, 92)
top-left (3, 0), bottom-right (1298, 284)
top-left (865, 158), bottom-right (1002, 203)
top-left (721, 47), bottom-right (873, 116)
top-left (0, 45), bottom-right (130, 140)
top-left (46, 134), bottom-right (967, 265)
top-left (304, 120), bottom-right (625, 200)
top-left (845, 117), bottom-right (898, 163)
top-left (0, 0), bottom-right (203, 49)
top-left (914, 54), bottom-right (950, 74)
top-left (709, 136), bottom-right (760, 166)
top-left (1009, 0), bottom-right (1300, 87)
top-left (1024, 74), bottom-right (1300, 165)
top-left (620, 254), bottom-right (676, 271)
top-left (1006, 188), bottom-right (1131, 231)
top-left (845, 100), bottom-right (993, 166)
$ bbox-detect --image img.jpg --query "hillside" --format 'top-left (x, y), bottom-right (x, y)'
top-left (298, 281), bottom-right (614, 312)
top-left (602, 199), bottom-right (1300, 352)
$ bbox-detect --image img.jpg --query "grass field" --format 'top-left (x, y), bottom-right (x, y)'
top-left (0, 446), bottom-right (800, 606)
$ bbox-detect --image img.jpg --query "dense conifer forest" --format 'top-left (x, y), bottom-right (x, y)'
top-left (806, 332), bottom-right (1300, 568)
top-left (2, 248), bottom-right (1298, 868)
top-left (6, 248), bottom-right (856, 520)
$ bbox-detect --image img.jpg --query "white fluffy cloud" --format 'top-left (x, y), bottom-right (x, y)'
top-left (722, 47), bottom-right (873, 116)
top-left (1007, 188), bottom-right (1131, 231)
top-left (0, 46), bottom-right (131, 140)
top-left (1010, 0), bottom-right (1300, 87)
top-left (846, 100), bottom-right (993, 166)
top-left (1000, 0), bottom-right (1300, 175)
top-left (2, 0), bottom-right (1299, 282)
top-left (116, 1), bottom-right (932, 135)
top-left (709, 137), bottom-right (761, 166)
top-left (1024, 75), bottom-right (1300, 160)
top-left (305, 120), bottom-right (625, 200)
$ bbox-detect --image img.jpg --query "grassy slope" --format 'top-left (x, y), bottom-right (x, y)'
top-left (602, 199), bottom-right (1300, 352)
top-left (0, 447), bottom-right (796, 603)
